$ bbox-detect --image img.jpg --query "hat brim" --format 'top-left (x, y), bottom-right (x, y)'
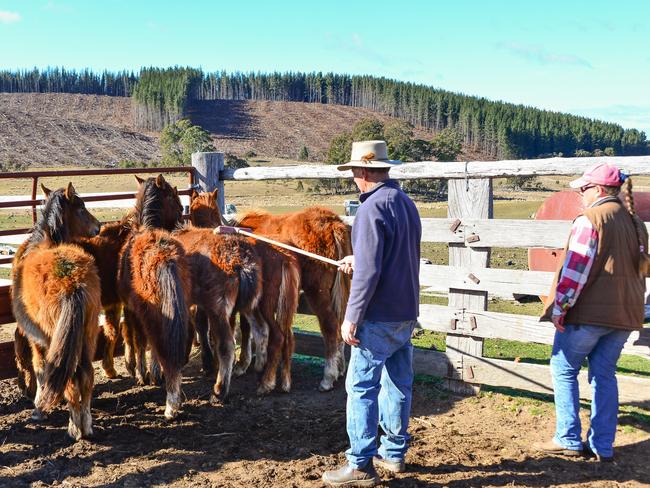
top-left (569, 176), bottom-right (589, 189)
top-left (337, 159), bottom-right (402, 171)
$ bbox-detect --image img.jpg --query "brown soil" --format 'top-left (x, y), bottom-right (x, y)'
top-left (1, 354), bottom-right (648, 487)
top-left (0, 93), bottom-right (488, 168)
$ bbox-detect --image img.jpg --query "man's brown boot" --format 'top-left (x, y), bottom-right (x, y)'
top-left (532, 439), bottom-right (582, 456)
top-left (373, 456), bottom-right (405, 473)
top-left (322, 463), bottom-right (380, 487)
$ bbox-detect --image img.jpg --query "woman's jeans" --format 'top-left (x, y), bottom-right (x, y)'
top-left (550, 324), bottom-right (631, 458)
top-left (345, 319), bottom-right (417, 469)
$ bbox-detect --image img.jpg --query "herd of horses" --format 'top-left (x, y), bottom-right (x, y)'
top-left (10, 175), bottom-right (352, 440)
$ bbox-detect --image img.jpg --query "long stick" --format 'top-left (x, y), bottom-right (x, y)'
top-left (214, 226), bottom-right (341, 267)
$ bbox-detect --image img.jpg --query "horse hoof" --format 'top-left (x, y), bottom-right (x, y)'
top-left (209, 393), bottom-right (227, 406)
top-left (318, 381), bottom-right (335, 392)
top-left (67, 422), bottom-right (84, 441)
top-left (103, 368), bottom-right (119, 379)
top-left (233, 364), bottom-right (247, 377)
top-left (280, 381), bottom-right (291, 393)
top-left (31, 409), bottom-right (46, 422)
top-left (256, 383), bottom-right (275, 396)
top-left (164, 406), bottom-right (178, 420)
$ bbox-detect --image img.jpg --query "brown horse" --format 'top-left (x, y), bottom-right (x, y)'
top-left (132, 177), bottom-right (263, 402)
top-left (117, 175), bottom-right (193, 418)
top-left (233, 207), bottom-right (352, 391)
top-left (190, 190), bottom-right (301, 394)
top-left (11, 183), bottom-right (101, 440)
top-left (76, 220), bottom-right (132, 379)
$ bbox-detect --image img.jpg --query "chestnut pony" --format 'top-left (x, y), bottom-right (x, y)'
top-left (133, 177), bottom-right (263, 401)
top-left (118, 175), bottom-right (192, 418)
top-left (233, 207), bottom-right (352, 391)
top-left (190, 190), bottom-right (301, 394)
top-left (11, 183), bottom-right (101, 440)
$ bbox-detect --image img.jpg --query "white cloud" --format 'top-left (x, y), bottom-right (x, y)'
top-left (499, 42), bottom-right (592, 69)
top-left (0, 11), bottom-right (21, 24)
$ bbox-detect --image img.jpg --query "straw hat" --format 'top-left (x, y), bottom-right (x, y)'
top-left (337, 140), bottom-right (402, 171)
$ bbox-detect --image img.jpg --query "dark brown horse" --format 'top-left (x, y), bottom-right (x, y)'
top-left (233, 207), bottom-right (352, 391)
top-left (11, 183), bottom-right (101, 440)
top-left (118, 175), bottom-right (193, 418)
top-left (190, 190), bottom-right (301, 394)
top-left (132, 177), bottom-right (263, 402)
top-left (76, 220), bottom-right (132, 379)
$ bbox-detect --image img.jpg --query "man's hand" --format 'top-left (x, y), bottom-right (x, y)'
top-left (341, 319), bottom-right (360, 346)
top-left (337, 255), bottom-right (355, 275)
top-left (551, 314), bottom-right (565, 333)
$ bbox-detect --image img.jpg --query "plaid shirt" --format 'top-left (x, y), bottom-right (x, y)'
top-left (553, 214), bottom-right (599, 318)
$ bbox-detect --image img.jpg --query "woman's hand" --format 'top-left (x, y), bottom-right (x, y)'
top-left (337, 255), bottom-right (355, 275)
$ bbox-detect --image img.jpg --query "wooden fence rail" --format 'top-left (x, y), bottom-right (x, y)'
top-left (1, 154), bottom-right (649, 402)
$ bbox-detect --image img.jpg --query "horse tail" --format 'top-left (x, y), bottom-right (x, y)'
top-left (11, 264), bottom-right (49, 348)
top-left (331, 222), bottom-right (352, 323)
top-left (277, 257), bottom-right (300, 336)
top-left (235, 256), bottom-right (262, 314)
top-left (157, 260), bottom-right (190, 372)
top-left (37, 286), bottom-right (87, 412)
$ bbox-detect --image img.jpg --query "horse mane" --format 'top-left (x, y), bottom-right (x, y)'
top-left (134, 178), bottom-right (165, 230)
top-left (25, 189), bottom-right (72, 250)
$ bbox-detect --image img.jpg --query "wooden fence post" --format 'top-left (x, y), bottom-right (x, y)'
top-left (445, 177), bottom-right (493, 394)
top-left (191, 152), bottom-right (225, 214)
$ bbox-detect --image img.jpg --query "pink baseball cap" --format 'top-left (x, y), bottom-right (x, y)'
top-left (569, 162), bottom-right (623, 189)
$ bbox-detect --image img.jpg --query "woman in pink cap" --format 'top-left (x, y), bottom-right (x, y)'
top-left (534, 162), bottom-right (648, 461)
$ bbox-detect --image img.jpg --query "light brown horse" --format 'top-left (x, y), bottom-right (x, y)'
top-left (233, 206), bottom-right (352, 391)
top-left (11, 183), bottom-right (101, 440)
top-left (190, 190), bottom-right (301, 394)
top-left (117, 175), bottom-right (193, 418)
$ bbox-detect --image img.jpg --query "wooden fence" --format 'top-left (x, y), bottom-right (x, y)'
top-left (1, 154), bottom-right (649, 404)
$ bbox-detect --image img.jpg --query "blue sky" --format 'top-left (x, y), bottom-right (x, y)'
top-left (1, 0), bottom-right (649, 133)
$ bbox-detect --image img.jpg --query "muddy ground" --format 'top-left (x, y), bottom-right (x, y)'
top-left (1, 353), bottom-right (649, 488)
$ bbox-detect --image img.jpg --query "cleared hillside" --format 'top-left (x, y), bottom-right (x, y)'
top-left (0, 93), bottom-right (488, 167)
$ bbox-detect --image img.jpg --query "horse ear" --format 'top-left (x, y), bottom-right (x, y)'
top-left (41, 184), bottom-right (51, 197)
top-left (191, 189), bottom-right (199, 201)
top-left (155, 174), bottom-right (166, 188)
top-left (211, 188), bottom-right (219, 202)
top-left (134, 175), bottom-right (145, 186)
top-left (65, 182), bottom-right (75, 200)
top-left (173, 186), bottom-right (179, 196)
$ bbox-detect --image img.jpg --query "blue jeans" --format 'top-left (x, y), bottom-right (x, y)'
top-left (345, 319), bottom-right (417, 469)
top-left (550, 324), bottom-right (631, 458)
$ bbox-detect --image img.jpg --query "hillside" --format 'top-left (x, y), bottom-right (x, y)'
top-left (0, 93), bottom-right (490, 167)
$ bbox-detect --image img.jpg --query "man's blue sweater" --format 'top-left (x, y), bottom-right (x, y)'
top-left (344, 179), bottom-right (421, 325)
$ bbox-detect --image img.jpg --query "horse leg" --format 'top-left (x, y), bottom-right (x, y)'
top-left (280, 327), bottom-right (295, 393)
top-left (164, 368), bottom-right (182, 420)
top-left (305, 289), bottom-right (343, 392)
top-left (122, 309), bottom-right (137, 378)
top-left (30, 343), bottom-right (48, 421)
top-left (195, 306), bottom-right (215, 377)
top-left (14, 328), bottom-right (36, 400)
top-left (149, 355), bottom-right (164, 386)
top-left (65, 380), bottom-right (84, 441)
top-left (249, 313), bottom-right (269, 373)
top-left (234, 313), bottom-right (252, 376)
top-left (79, 345), bottom-right (95, 437)
top-left (102, 303), bottom-right (122, 379)
top-left (208, 310), bottom-right (235, 403)
top-left (257, 313), bottom-right (283, 396)
top-left (133, 322), bottom-right (149, 386)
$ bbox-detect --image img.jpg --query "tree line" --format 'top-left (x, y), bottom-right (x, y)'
top-left (1, 68), bottom-right (647, 158)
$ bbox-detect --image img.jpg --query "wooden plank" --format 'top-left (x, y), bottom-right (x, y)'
top-left (221, 156), bottom-right (650, 181)
top-left (417, 303), bottom-right (649, 358)
top-left (0, 285), bottom-right (14, 325)
top-left (445, 178), bottom-right (492, 394)
top-left (293, 332), bottom-right (650, 404)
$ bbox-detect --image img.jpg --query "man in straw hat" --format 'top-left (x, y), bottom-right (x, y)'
top-left (535, 162), bottom-right (648, 462)
top-left (322, 141), bottom-right (421, 486)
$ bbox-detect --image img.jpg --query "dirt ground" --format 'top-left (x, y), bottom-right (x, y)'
top-left (1, 352), bottom-right (649, 488)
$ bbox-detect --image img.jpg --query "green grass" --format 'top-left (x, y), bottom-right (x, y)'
top-left (293, 312), bottom-right (650, 378)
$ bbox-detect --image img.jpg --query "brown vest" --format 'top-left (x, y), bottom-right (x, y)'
top-left (542, 198), bottom-right (648, 331)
